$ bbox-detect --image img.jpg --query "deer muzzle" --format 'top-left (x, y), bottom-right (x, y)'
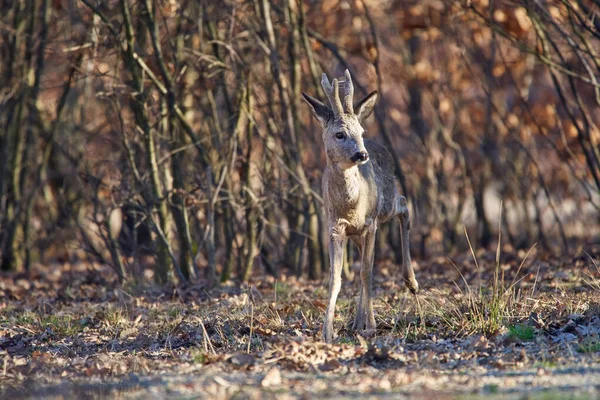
top-left (351, 151), bottom-right (369, 164)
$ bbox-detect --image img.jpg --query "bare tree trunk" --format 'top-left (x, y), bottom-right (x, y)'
top-left (204, 166), bottom-right (217, 284)
top-left (119, 0), bottom-right (172, 283)
top-left (362, 0), bottom-right (410, 199)
top-left (477, 1), bottom-right (497, 249)
top-left (306, 199), bottom-right (322, 280)
top-left (221, 85), bottom-right (247, 282)
top-left (242, 78), bottom-right (257, 282)
top-left (0, 0), bottom-right (46, 271)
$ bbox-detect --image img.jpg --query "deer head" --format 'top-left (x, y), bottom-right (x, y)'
top-left (302, 70), bottom-right (378, 169)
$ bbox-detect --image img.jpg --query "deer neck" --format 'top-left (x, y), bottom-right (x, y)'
top-left (328, 163), bottom-right (362, 206)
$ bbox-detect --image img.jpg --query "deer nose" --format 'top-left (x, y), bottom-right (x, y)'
top-left (351, 151), bottom-right (369, 163)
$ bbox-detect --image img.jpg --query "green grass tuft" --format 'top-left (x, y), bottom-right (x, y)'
top-left (577, 341), bottom-right (600, 353)
top-left (508, 324), bottom-right (535, 341)
top-left (192, 351), bottom-right (208, 364)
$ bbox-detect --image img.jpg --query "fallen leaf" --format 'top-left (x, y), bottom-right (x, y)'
top-left (229, 353), bottom-right (255, 367)
top-left (261, 367), bottom-right (282, 387)
top-left (319, 359), bottom-right (341, 372)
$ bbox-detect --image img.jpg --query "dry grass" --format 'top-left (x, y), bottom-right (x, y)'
top-left (1, 243), bottom-right (600, 398)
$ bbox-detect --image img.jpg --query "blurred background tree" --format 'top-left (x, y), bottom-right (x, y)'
top-left (0, 0), bottom-right (598, 284)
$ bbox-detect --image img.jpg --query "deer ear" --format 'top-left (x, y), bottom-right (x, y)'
top-left (302, 92), bottom-right (333, 125)
top-left (354, 90), bottom-right (378, 122)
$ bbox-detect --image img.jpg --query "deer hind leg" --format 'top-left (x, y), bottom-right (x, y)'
top-left (397, 196), bottom-right (419, 294)
top-left (323, 227), bottom-right (346, 343)
top-left (352, 225), bottom-right (377, 332)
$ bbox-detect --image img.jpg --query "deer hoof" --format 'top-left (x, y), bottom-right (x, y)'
top-left (406, 278), bottom-right (419, 294)
top-left (353, 313), bottom-right (376, 332)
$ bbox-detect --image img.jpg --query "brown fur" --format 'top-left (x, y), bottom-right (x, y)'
top-left (302, 70), bottom-right (419, 343)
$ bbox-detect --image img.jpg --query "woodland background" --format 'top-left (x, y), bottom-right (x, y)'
top-left (1, 0), bottom-right (599, 285)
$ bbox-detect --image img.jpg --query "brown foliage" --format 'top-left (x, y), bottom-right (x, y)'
top-left (0, 0), bottom-right (598, 283)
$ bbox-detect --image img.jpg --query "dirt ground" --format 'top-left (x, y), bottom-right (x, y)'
top-left (1, 243), bottom-right (600, 399)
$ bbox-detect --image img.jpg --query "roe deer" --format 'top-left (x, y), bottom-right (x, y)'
top-left (302, 70), bottom-right (419, 343)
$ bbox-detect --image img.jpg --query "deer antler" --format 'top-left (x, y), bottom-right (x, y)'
top-left (340, 69), bottom-right (354, 114)
top-left (321, 73), bottom-right (343, 116)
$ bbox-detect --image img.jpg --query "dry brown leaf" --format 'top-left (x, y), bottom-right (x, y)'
top-left (261, 367), bottom-right (282, 387)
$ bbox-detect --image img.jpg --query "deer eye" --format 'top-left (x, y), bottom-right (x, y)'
top-left (335, 132), bottom-right (345, 140)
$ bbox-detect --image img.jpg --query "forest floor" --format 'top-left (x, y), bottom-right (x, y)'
top-left (1, 242), bottom-right (600, 399)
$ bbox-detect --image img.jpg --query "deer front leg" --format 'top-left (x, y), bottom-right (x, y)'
top-left (353, 225), bottom-right (377, 332)
top-left (398, 196), bottom-right (419, 294)
top-left (323, 225), bottom-right (346, 343)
